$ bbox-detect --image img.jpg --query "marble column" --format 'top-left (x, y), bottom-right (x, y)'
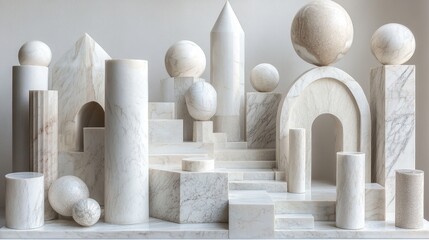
top-left (288, 128), bottom-right (305, 193)
top-left (395, 169), bottom-right (424, 229)
top-left (211, 1), bottom-right (245, 141)
top-left (29, 90), bottom-right (58, 220)
top-left (12, 66), bottom-right (48, 172)
top-left (336, 152), bottom-right (365, 230)
top-left (5, 172), bottom-right (44, 229)
top-left (105, 59), bottom-right (149, 224)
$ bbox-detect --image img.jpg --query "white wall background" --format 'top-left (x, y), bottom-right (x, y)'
top-left (0, 0), bottom-right (428, 219)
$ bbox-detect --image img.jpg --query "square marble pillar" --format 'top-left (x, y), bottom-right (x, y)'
top-left (193, 121), bottom-right (214, 143)
top-left (370, 65), bottom-right (415, 219)
top-left (246, 92), bottom-right (281, 149)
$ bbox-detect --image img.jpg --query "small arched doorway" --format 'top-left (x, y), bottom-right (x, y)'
top-left (75, 101), bottom-right (105, 151)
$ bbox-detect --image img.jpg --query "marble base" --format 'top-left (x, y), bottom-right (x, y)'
top-left (193, 121), bottom-right (217, 143)
top-left (275, 214), bottom-right (314, 229)
top-left (149, 142), bottom-right (214, 155)
top-left (182, 157), bottom-right (215, 172)
top-left (213, 115), bottom-right (242, 142)
top-left (366, 183), bottom-right (385, 221)
top-left (149, 102), bottom-right (175, 119)
top-left (149, 119), bottom-right (183, 144)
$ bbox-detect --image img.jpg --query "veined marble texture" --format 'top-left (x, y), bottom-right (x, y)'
top-left (365, 183), bottom-right (385, 221)
top-left (276, 66), bottom-right (371, 188)
top-left (370, 65), bottom-right (415, 219)
top-left (185, 81), bottom-right (217, 121)
top-left (72, 198), bottom-right (101, 227)
top-left (52, 33), bottom-right (110, 152)
top-left (247, 92), bottom-right (281, 149)
top-left (149, 168), bottom-right (228, 223)
top-left (211, 1), bottom-right (245, 142)
top-left (165, 40), bottom-right (206, 78)
top-left (149, 102), bottom-right (175, 120)
top-left (29, 90), bottom-right (58, 220)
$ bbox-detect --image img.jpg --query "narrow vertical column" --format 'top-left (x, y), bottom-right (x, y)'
top-left (29, 90), bottom-right (58, 220)
top-left (13, 66), bottom-right (48, 172)
top-left (105, 59), bottom-right (149, 224)
top-left (336, 152), bottom-right (365, 230)
top-left (395, 169), bottom-right (424, 229)
top-left (288, 128), bottom-right (305, 193)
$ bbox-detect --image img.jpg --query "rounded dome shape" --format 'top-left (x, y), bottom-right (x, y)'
top-left (48, 176), bottom-right (90, 217)
top-left (291, 0), bottom-right (354, 66)
top-left (371, 23), bottom-right (415, 65)
top-left (18, 40), bottom-right (52, 66)
top-left (185, 81), bottom-right (217, 121)
top-left (250, 63), bottom-right (279, 92)
top-left (165, 40), bottom-right (206, 78)
top-left (72, 198), bottom-right (101, 227)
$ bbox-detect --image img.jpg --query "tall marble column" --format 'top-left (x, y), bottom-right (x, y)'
top-left (29, 90), bottom-right (58, 220)
top-left (288, 128), bottom-right (305, 193)
top-left (336, 152), bottom-right (365, 230)
top-left (13, 66), bottom-right (49, 172)
top-left (211, 1), bottom-right (245, 141)
top-left (105, 59), bottom-right (149, 224)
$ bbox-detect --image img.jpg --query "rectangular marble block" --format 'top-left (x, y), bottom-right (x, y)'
top-left (149, 102), bottom-right (175, 119)
top-left (149, 119), bottom-right (183, 144)
top-left (193, 121), bottom-right (214, 142)
top-left (370, 65), bottom-right (415, 218)
top-left (275, 214), bottom-right (314, 229)
top-left (149, 168), bottom-right (228, 223)
top-left (246, 92), bottom-right (282, 149)
top-left (366, 183), bottom-right (385, 221)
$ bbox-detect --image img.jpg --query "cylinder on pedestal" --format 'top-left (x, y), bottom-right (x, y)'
top-left (395, 169), bottom-right (424, 229)
top-left (288, 128), bottom-right (305, 193)
top-left (336, 152), bottom-right (365, 230)
top-left (13, 66), bottom-right (49, 172)
top-left (5, 172), bottom-right (44, 229)
top-left (105, 59), bottom-right (149, 224)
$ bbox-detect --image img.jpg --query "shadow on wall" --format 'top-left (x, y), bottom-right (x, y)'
top-left (74, 101), bottom-right (105, 151)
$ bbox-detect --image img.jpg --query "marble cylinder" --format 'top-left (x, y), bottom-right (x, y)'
top-left (288, 128), bottom-right (305, 193)
top-left (105, 59), bottom-right (149, 224)
top-left (5, 172), bottom-right (44, 229)
top-left (13, 66), bottom-right (49, 172)
top-left (336, 152), bottom-right (365, 230)
top-left (395, 169), bottom-right (424, 229)
top-left (29, 90), bottom-right (58, 220)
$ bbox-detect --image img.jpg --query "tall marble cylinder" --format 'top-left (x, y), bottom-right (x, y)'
top-left (288, 128), bottom-right (305, 193)
top-left (210, 1), bottom-right (245, 141)
top-left (336, 152), bottom-right (365, 230)
top-left (5, 172), bottom-right (44, 229)
top-left (395, 169), bottom-right (424, 229)
top-left (13, 66), bottom-right (49, 172)
top-left (105, 59), bottom-right (149, 224)
top-left (29, 90), bottom-right (58, 220)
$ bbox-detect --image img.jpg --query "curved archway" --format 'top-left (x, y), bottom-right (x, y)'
top-left (75, 101), bottom-right (105, 151)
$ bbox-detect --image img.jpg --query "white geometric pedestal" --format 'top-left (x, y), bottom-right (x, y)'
top-left (149, 102), bottom-right (175, 119)
top-left (182, 157), bottom-right (215, 172)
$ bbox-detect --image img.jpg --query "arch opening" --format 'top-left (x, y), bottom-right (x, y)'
top-left (75, 101), bottom-right (105, 151)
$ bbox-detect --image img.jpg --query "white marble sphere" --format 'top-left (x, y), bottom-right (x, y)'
top-left (48, 176), bottom-right (90, 217)
top-left (291, 0), bottom-right (354, 66)
top-left (185, 81), bottom-right (217, 121)
top-left (371, 23), bottom-right (416, 65)
top-left (165, 40), bottom-right (206, 78)
top-left (72, 198), bottom-right (101, 227)
top-left (250, 63), bottom-right (279, 92)
top-left (18, 40), bottom-right (52, 66)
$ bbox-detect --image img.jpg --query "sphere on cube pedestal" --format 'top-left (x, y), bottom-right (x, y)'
top-left (165, 40), bottom-right (206, 78)
top-left (185, 81), bottom-right (217, 121)
top-left (250, 63), bottom-right (279, 92)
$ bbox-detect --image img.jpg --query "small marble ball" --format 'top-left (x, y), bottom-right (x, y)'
top-left (165, 40), bottom-right (206, 78)
top-left (48, 176), bottom-right (90, 217)
top-left (18, 40), bottom-right (52, 66)
top-left (291, 0), bottom-right (354, 66)
top-left (250, 63), bottom-right (279, 92)
top-left (185, 81), bottom-right (217, 121)
top-left (72, 198), bottom-right (101, 227)
top-left (371, 23), bottom-right (416, 65)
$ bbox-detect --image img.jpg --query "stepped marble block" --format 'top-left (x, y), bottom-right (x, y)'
top-left (149, 168), bottom-right (228, 223)
top-left (365, 183), bottom-right (385, 221)
top-left (193, 121), bottom-right (217, 143)
top-left (229, 191), bottom-right (274, 239)
top-left (247, 92), bottom-right (281, 149)
top-left (395, 169), bottom-right (423, 229)
top-left (149, 102), bottom-right (175, 119)
top-left (149, 119), bottom-right (183, 144)
top-left (52, 34), bottom-right (110, 152)
top-left (275, 214), bottom-right (314, 229)
top-left (29, 90), bottom-right (58, 220)
top-left (149, 142), bottom-right (213, 155)
top-left (371, 65), bottom-right (415, 219)
top-left (161, 77), bottom-right (204, 141)
top-left (182, 157), bottom-right (215, 172)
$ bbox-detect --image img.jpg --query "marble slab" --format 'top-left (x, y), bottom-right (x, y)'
top-left (229, 180), bottom-right (288, 192)
top-left (275, 214), bottom-right (314, 229)
top-left (148, 102), bottom-right (175, 120)
top-left (149, 142), bottom-right (214, 155)
top-left (215, 148), bottom-right (275, 161)
top-left (149, 153), bottom-right (208, 166)
top-left (149, 119), bottom-right (183, 144)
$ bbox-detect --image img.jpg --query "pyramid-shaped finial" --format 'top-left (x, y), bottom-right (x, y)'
top-left (211, 1), bottom-right (243, 33)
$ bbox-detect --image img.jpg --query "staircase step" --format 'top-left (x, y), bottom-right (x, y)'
top-left (149, 119), bottom-right (183, 144)
top-left (215, 141), bottom-right (248, 149)
top-left (149, 142), bottom-right (213, 154)
top-left (216, 161), bottom-right (276, 169)
top-left (212, 133), bottom-right (227, 143)
top-left (217, 169), bottom-right (275, 181)
top-left (275, 214), bottom-right (314, 229)
top-left (229, 180), bottom-right (288, 192)
top-left (215, 149), bottom-right (275, 161)
top-left (149, 153), bottom-right (208, 166)
top-left (149, 102), bottom-right (175, 120)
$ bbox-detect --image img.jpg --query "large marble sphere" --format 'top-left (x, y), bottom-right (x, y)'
top-left (48, 176), bottom-right (90, 217)
top-left (18, 40), bottom-right (52, 66)
top-left (165, 40), bottom-right (206, 78)
top-left (72, 198), bottom-right (101, 227)
top-left (291, 0), bottom-right (354, 66)
top-left (185, 81), bottom-right (217, 121)
top-left (250, 63), bottom-right (279, 92)
top-left (371, 23), bottom-right (416, 65)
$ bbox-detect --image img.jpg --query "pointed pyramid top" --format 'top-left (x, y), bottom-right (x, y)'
top-left (211, 1), bottom-right (244, 33)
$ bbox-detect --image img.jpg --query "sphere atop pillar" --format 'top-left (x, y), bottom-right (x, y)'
top-left (18, 40), bottom-right (52, 66)
top-left (165, 40), bottom-right (206, 78)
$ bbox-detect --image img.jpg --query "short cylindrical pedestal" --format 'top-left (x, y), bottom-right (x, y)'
top-left (395, 169), bottom-right (424, 229)
top-left (288, 128), bottom-right (305, 193)
top-left (5, 172), bottom-right (44, 229)
top-left (336, 152), bottom-right (365, 230)
top-left (182, 157), bottom-right (215, 172)
top-left (105, 59), bottom-right (149, 224)
top-left (13, 66), bottom-right (49, 172)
